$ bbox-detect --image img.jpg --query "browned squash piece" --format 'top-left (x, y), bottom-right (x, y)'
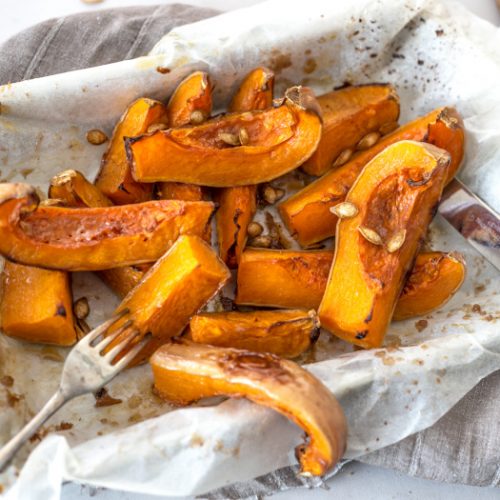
top-left (127, 86), bottom-right (322, 187)
top-left (393, 252), bottom-right (466, 320)
top-left (236, 249), bottom-right (465, 317)
top-left (150, 340), bottom-right (347, 476)
top-left (49, 169), bottom-right (113, 208)
top-left (157, 71), bottom-right (214, 202)
top-left (0, 261), bottom-right (76, 345)
top-left (189, 309), bottom-right (319, 358)
top-left (96, 266), bottom-right (144, 299)
top-left (109, 235), bottom-right (230, 363)
top-left (318, 141), bottom-right (450, 348)
top-left (95, 98), bottom-right (167, 204)
top-left (216, 67), bottom-right (274, 268)
top-left (279, 107), bottom-right (465, 247)
top-left (302, 84), bottom-right (400, 176)
top-left (0, 183), bottom-right (214, 271)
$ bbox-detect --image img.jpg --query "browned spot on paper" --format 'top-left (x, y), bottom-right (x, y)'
top-left (472, 304), bottom-right (482, 314)
top-left (20, 168), bottom-right (34, 179)
top-left (127, 395), bottom-right (142, 409)
top-left (303, 58), bottom-right (317, 74)
top-left (415, 319), bottom-right (428, 332)
top-left (214, 440), bottom-right (224, 452)
top-left (94, 387), bottom-right (122, 407)
top-left (190, 434), bottom-right (204, 447)
top-left (55, 422), bottom-right (73, 431)
top-left (267, 49), bottom-right (292, 73)
top-left (383, 356), bottom-right (396, 366)
top-left (156, 66), bottom-right (171, 74)
top-left (1, 375), bottom-right (14, 387)
top-left (413, 358), bottom-right (424, 366)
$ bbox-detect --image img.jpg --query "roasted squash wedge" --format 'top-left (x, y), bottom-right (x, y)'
top-left (279, 107), bottom-right (465, 246)
top-left (95, 98), bottom-right (167, 204)
top-left (49, 169), bottom-right (113, 208)
top-left (302, 84), bottom-right (400, 176)
top-left (216, 67), bottom-right (274, 267)
top-left (189, 309), bottom-right (319, 358)
top-left (97, 266), bottom-right (144, 299)
top-left (157, 71), bottom-right (214, 202)
top-left (0, 183), bottom-right (214, 271)
top-left (393, 252), bottom-right (466, 320)
top-left (0, 261), bottom-right (76, 345)
top-left (109, 235), bottom-right (230, 362)
top-left (318, 141), bottom-right (450, 348)
top-left (127, 86), bottom-right (322, 187)
top-left (150, 340), bottom-right (347, 476)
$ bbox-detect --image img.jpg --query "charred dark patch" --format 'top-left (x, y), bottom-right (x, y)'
top-left (55, 304), bottom-right (67, 317)
top-left (406, 175), bottom-right (431, 187)
top-left (355, 330), bottom-right (368, 340)
top-left (364, 306), bottom-right (374, 324)
top-left (429, 201), bottom-right (440, 219)
top-left (117, 182), bottom-right (130, 194)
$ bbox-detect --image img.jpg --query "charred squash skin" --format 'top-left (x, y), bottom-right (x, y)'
top-left (158, 71), bottom-right (213, 202)
top-left (279, 107), bottom-right (465, 247)
top-left (235, 249), bottom-right (465, 318)
top-left (49, 169), bottom-right (113, 208)
top-left (216, 67), bottom-right (274, 268)
top-left (393, 252), bottom-right (466, 320)
top-left (150, 340), bottom-right (347, 476)
top-left (318, 141), bottom-right (450, 348)
top-left (302, 84), bottom-right (400, 176)
top-left (0, 261), bottom-right (76, 345)
top-left (127, 86), bottom-right (322, 187)
top-left (108, 235), bottom-right (230, 363)
top-left (0, 183), bottom-right (214, 271)
top-left (95, 98), bottom-right (167, 204)
top-left (189, 309), bottom-right (319, 358)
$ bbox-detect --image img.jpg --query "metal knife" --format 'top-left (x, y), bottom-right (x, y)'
top-left (438, 178), bottom-right (500, 271)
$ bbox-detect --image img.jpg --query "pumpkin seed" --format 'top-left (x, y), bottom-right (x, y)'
top-left (247, 221), bottom-right (263, 237)
top-left (332, 148), bottom-right (353, 167)
top-left (218, 132), bottom-right (240, 146)
top-left (40, 198), bottom-right (66, 207)
top-left (330, 201), bottom-right (358, 219)
top-left (356, 131), bottom-right (380, 151)
top-left (249, 235), bottom-right (272, 248)
top-left (73, 297), bottom-right (90, 320)
top-left (239, 128), bottom-right (250, 145)
top-left (386, 230), bottom-right (406, 253)
top-left (190, 110), bottom-right (206, 124)
top-left (146, 123), bottom-right (167, 134)
top-left (86, 129), bottom-right (108, 145)
top-left (358, 225), bottom-right (383, 245)
top-left (51, 169), bottom-right (76, 186)
top-left (262, 185), bottom-right (285, 204)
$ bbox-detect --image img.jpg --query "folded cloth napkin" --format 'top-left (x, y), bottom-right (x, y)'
top-left (0, 3), bottom-right (498, 492)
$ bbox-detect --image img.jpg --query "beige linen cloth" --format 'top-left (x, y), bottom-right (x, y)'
top-left (0, 4), bottom-right (498, 495)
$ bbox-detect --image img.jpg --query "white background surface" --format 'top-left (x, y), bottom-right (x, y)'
top-left (1, 1), bottom-right (499, 499)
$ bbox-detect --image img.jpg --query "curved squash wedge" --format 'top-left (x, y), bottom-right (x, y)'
top-left (279, 107), bottom-right (465, 246)
top-left (0, 261), bottom-right (76, 345)
top-left (0, 183), bottom-right (214, 271)
top-left (318, 141), bottom-right (450, 348)
top-left (189, 309), bottom-right (319, 358)
top-left (49, 169), bottom-right (113, 208)
top-left (393, 251), bottom-right (466, 320)
top-left (108, 235), bottom-right (230, 363)
top-left (157, 182), bottom-right (204, 202)
top-left (302, 84), bottom-right (400, 176)
top-left (150, 340), bottom-right (347, 476)
top-left (97, 266), bottom-right (144, 299)
top-left (127, 86), bottom-right (322, 187)
top-left (216, 67), bottom-right (274, 267)
top-left (95, 98), bottom-right (167, 204)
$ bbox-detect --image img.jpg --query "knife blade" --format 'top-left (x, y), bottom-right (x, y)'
top-left (438, 178), bottom-right (500, 271)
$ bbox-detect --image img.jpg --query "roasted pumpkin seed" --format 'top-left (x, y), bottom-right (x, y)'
top-left (247, 221), bottom-right (263, 237)
top-left (332, 148), bottom-right (353, 167)
top-left (146, 123), bottom-right (167, 134)
top-left (249, 235), bottom-right (272, 248)
top-left (86, 129), bottom-right (108, 145)
top-left (386, 230), bottom-right (406, 253)
top-left (239, 128), bottom-right (250, 145)
top-left (356, 131), bottom-right (380, 151)
top-left (218, 132), bottom-right (240, 146)
top-left (358, 226), bottom-right (383, 245)
top-left (73, 297), bottom-right (90, 320)
top-left (190, 110), bottom-right (206, 124)
top-left (330, 201), bottom-right (359, 219)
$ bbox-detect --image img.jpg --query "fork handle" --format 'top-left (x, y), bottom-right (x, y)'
top-left (0, 389), bottom-right (68, 472)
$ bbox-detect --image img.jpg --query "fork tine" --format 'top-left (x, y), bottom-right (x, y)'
top-left (79, 308), bottom-right (130, 345)
top-left (111, 336), bottom-right (150, 372)
top-left (94, 319), bottom-right (134, 351)
top-left (102, 327), bottom-right (141, 361)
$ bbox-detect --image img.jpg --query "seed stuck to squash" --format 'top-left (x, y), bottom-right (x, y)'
top-left (386, 230), bottom-right (407, 253)
top-left (146, 123), bottom-right (167, 134)
top-left (332, 148), bottom-right (353, 167)
top-left (189, 110), bottom-right (206, 124)
top-left (358, 225), bottom-right (383, 245)
top-left (330, 201), bottom-right (358, 219)
top-left (356, 131), bottom-right (380, 151)
top-left (239, 128), bottom-right (250, 145)
top-left (219, 132), bottom-right (241, 146)
top-left (249, 235), bottom-right (272, 248)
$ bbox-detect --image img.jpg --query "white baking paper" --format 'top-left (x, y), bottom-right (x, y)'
top-left (1, 0), bottom-right (500, 497)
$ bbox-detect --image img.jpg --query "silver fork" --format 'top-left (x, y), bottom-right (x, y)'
top-left (0, 309), bottom-right (147, 472)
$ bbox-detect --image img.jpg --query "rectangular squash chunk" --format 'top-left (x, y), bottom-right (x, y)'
top-left (110, 235), bottom-right (230, 362)
top-left (0, 261), bottom-right (76, 345)
top-left (301, 84), bottom-right (400, 176)
top-left (318, 140), bottom-right (450, 348)
top-left (189, 309), bottom-right (319, 358)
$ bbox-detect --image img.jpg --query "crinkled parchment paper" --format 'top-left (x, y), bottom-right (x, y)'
top-left (1, 0), bottom-right (500, 498)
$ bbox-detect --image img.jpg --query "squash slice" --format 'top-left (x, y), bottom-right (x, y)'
top-left (318, 140), bottom-right (450, 348)
top-left (127, 86), bottom-right (322, 187)
top-left (279, 107), bottom-right (465, 246)
top-left (0, 183), bottom-right (214, 271)
top-left (150, 340), bottom-right (347, 476)
top-left (189, 309), bottom-right (319, 358)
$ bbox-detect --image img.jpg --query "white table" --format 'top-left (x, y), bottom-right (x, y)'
top-left (1, 1), bottom-right (499, 499)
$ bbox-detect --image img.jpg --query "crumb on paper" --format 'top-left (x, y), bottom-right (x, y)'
top-left (156, 66), bottom-right (171, 74)
top-left (415, 319), bottom-right (428, 332)
top-left (55, 422), bottom-right (73, 431)
top-left (190, 434), bottom-right (205, 447)
top-left (94, 388), bottom-right (122, 408)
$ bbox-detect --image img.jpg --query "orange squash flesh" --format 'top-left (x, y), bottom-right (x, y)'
top-left (150, 340), bottom-right (347, 476)
top-left (109, 235), bottom-right (230, 363)
top-left (302, 84), bottom-right (400, 176)
top-left (95, 98), bottom-right (167, 204)
top-left (216, 67), bottom-right (274, 268)
top-left (158, 71), bottom-right (213, 202)
top-left (393, 252), bottom-right (466, 320)
top-left (49, 169), bottom-right (113, 208)
top-left (127, 86), bottom-right (322, 187)
top-left (0, 261), bottom-right (76, 345)
top-left (189, 309), bottom-right (319, 358)
top-left (97, 266), bottom-right (144, 299)
top-left (0, 183), bottom-right (214, 271)
top-left (235, 249), bottom-right (465, 319)
top-left (279, 107), bottom-right (465, 247)
top-left (318, 141), bottom-right (450, 348)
